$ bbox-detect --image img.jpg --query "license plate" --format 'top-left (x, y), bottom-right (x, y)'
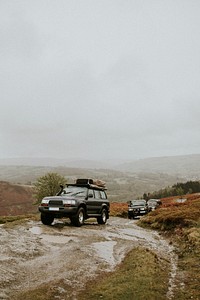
top-left (49, 207), bottom-right (59, 211)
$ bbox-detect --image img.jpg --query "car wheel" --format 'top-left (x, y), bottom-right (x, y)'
top-left (97, 208), bottom-right (107, 224)
top-left (41, 213), bottom-right (54, 225)
top-left (71, 207), bottom-right (85, 227)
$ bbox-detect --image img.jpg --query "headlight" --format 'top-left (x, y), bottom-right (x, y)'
top-left (128, 208), bottom-right (133, 211)
top-left (140, 208), bottom-right (145, 210)
top-left (63, 200), bottom-right (76, 205)
top-left (41, 199), bottom-right (49, 204)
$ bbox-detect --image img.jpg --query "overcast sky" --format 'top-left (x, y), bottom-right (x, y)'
top-left (1, 0), bottom-right (200, 161)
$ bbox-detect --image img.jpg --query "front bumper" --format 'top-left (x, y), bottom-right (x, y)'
top-left (128, 208), bottom-right (148, 217)
top-left (39, 206), bottom-right (78, 217)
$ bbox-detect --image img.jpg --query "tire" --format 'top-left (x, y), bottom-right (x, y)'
top-left (41, 213), bottom-right (54, 225)
top-left (71, 207), bottom-right (85, 227)
top-left (128, 214), bottom-right (134, 219)
top-left (97, 208), bottom-right (108, 224)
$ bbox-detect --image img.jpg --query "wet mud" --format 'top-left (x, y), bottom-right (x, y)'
top-left (0, 217), bottom-right (178, 299)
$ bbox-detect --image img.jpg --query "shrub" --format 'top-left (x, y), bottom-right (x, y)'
top-left (34, 172), bottom-right (66, 203)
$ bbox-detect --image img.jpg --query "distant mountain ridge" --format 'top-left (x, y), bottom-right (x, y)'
top-left (115, 154), bottom-right (200, 177)
top-left (0, 157), bottom-right (125, 169)
top-left (0, 154), bottom-right (200, 177)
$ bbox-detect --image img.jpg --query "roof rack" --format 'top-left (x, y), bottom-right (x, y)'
top-left (74, 178), bottom-right (107, 190)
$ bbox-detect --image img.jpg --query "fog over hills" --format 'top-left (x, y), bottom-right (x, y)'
top-left (0, 154), bottom-right (199, 202)
top-left (0, 154), bottom-right (200, 178)
top-left (115, 154), bottom-right (200, 177)
top-left (0, 157), bottom-right (125, 170)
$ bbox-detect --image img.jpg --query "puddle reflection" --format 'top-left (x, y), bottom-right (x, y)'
top-left (92, 241), bottom-right (117, 266)
top-left (29, 226), bottom-right (43, 235)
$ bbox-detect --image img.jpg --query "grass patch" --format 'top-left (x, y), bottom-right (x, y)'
top-left (0, 213), bottom-right (39, 227)
top-left (12, 279), bottom-right (73, 300)
top-left (138, 198), bottom-right (200, 231)
top-left (138, 197), bottom-right (200, 299)
top-left (110, 202), bottom-right (128, 218)
top-left (77, 247), bottom-right (169, 300)
top-left (174, 250), bottom-right (200, 299)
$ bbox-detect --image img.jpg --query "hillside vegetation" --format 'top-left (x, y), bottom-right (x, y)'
top-left (0, 165), bottom-right (188, 202)
top-left (139, 194), bottom-right (200, 299)
top-left (146, 180), bottom-right (200, 199)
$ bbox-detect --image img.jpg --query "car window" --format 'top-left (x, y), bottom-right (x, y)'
top-left (100, 191), bottom-right (106, 199)
top-left (130, 200), bottom-right (146, 206)
top-left (94, 190), bottom-right (100, 199)
top-left (62, 186), bottom-right (87, 197)
top-left (88, 189), bottom-right (94, 198)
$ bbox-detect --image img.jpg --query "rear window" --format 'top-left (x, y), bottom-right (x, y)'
top-left (100, 191), bottom-right (107, 199)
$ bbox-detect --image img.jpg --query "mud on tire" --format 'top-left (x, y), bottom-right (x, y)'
top-left (97, 208), bottom-right (108, 224)
top-left (71, 207), bottom-right (85, 227)
top-left (41, 213), bottom-right (54, 225)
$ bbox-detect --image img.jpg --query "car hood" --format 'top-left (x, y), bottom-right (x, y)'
top-left (129, 205), bottom-right (147, 209)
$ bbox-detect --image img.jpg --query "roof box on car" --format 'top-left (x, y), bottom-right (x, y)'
top-left (76, 178), bottom-right (106, 189)
top-left (76, 179), bottom-right (93, 185)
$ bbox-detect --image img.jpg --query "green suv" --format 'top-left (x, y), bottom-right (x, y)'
top-left (38, 179), bottom-right (110, 227)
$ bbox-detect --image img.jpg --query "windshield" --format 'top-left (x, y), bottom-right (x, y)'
top-left (130, 200), bottom-right (146, 206)
top-left (148, 199), bottom-right (160, 205)
top-left (148, 200), bottom-right (157, 204)
top-left (61, 186), bottom-right (87, 197)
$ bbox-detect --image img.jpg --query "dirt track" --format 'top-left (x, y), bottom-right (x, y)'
top-left (0, 217), bottom-right (178, 300)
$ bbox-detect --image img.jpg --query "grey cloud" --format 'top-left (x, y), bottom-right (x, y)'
top-left (1, 0), bottom-right (200, 160)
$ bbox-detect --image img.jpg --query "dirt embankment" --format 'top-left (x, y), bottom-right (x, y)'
top-left (0, 217), bottom-right (179, 300)
top-left (0, 181), bottom-right (36, 216)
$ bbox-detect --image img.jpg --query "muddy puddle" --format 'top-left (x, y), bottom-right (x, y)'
top-left (92, 240), bottom-right (117, 267)
top-left (0, 217), bottom-right (179, 300)
top-left (29, 226), bottom-right (78, 244)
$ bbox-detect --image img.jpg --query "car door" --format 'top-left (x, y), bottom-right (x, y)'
top-left (93, 189), bottom-right (102, 214)
top-left (85, 189), bottom-right (96, 215)
top-left (86, 189), bottom-right (101, 215)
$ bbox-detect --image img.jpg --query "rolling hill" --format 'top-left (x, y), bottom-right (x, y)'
top-left (0, 154), bottom-right (200, 216)
top-left (0, 181), bottom-right (36, 216)
top-left (115, 154), bottom-right (200, 177)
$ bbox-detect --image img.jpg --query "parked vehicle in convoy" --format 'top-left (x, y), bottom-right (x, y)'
top-left (38, 178), bottom-right (110, 227)
top-left (128, 199), bottom-right (149, 219)
top-left (147, 199), bottom-right (162, 211)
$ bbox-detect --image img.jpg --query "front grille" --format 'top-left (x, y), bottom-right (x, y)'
top-left (49, 200), bottom-right (63, 206)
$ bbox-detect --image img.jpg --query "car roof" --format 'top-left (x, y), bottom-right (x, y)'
top-left (66, 183), bottom-right (107, 191)
top-left (148, 199), bottom-right (160, 202)
top-left (130, 199), bottom-right (146, 203)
